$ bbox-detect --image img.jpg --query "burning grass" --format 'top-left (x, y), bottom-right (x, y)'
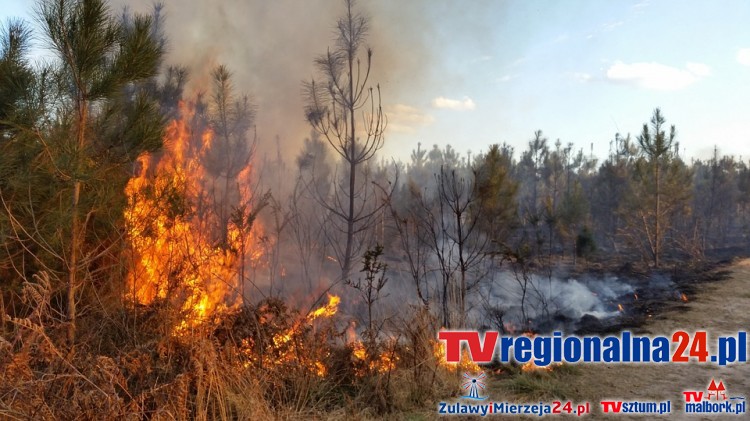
top-left (0, 273), bottom-right (473, 419)
top-left (0, 98), bottom-right (482, 418)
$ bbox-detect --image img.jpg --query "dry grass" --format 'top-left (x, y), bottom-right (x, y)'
top-left (0, 274), bottom-right (469, 420)
top-left (492, 364), bottom-right (581, 401)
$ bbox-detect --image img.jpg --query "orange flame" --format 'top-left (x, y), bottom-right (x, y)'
top-left (272, 295), bottom-right (341, 346)
top-left (306, 295), bottom-right (341, 321)
top-left (681, 293), bottom-right (688, 302)
top-left (351, 340), bottom-right (399, 375)
top-left (520, 360), bottom-right (558, 372)
top-left (617, 303), bottom-right (624, 312)
top-left (263, 294), bottom-right (341, 376)
top-left (124, 101), bottom-right (263, 334)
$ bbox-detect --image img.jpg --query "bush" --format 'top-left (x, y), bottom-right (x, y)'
top-left (576, 226), bottom-right (597, 258)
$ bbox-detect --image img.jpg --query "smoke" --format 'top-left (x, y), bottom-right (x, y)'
top-left (477, 272), bottom-right (637, 333)
top-left (106, 0), bottom-right (527, 318)
top-left (110, 0), bottom-right (503, 161)
top-left (112, 0), bottom-right (424, 158)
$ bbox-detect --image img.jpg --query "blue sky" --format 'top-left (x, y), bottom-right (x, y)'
top-left (380, 0), bottom-right (750, 162)
top-left (4, 0), bottom-right (750, 163)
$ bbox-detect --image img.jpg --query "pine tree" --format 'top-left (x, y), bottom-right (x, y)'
top-left (0, 0), bottom-right (164, 343)
top-left (622, 109), bottom-right (691, 267)
top-left (304, 0), bottom-right (386, 281)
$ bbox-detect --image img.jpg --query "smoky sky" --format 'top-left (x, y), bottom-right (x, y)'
top-left (111, 0), bottom-right (504, 161)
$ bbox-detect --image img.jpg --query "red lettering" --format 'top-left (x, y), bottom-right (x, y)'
top-left (467, 331), bottom-right (498, 363)
top-left (683, 391), bottom-right (703, 402)
top-left (563, 401), bottom-right (573, 413)
top-left (552, 401), bottom-right (561, 414)
top-left (689, 331), bottom-right (709, 362)
top-left (438, 331), bottom-right (470, 362)
top-left (672, 331), bottom-right (689, 362)
top-left (437, 331), bottom-right (499, 363)
top-left (601, 401), bottom-right (622, 413)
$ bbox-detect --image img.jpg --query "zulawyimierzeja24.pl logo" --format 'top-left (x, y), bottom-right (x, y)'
top-left (437, 372), bottom-right (592, 416)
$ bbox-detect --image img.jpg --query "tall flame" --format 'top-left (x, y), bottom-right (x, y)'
top-left (124, 102), bottom-right (263, 333)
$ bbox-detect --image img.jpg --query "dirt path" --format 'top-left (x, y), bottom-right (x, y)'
top-left (564, 259), bottom-right (750, 419)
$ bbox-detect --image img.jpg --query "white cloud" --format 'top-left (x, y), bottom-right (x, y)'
top-left (606, 61), bottom-right (710, 91)
top-left (506, 57), bottom-right (527, 68)
top-left (432, 96), bottom-right (476, 110)
top-left (573, 72), bottom-right (592, 82)
top-left (737, 49), bottom-right (750, 67)
top-left (633, 0), bottom-right (651, 11)
top-left (386, 104), bottom-right (434, 133)
top-left (552, 33), bottom-right (569, 44)
top-left (686, 62), bottom-right (711, 77)
top-left (601, 21), bottom-right (624, 32)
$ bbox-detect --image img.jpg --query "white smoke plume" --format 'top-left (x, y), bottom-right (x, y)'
top-left (477, 272), bottom-right (637, 333)
top-left (110, 0), bottom-right (503, 160)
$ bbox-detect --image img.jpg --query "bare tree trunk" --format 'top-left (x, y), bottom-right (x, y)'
top-left (343, 150), bottom-right (356, 279)
top-left (68, 181), bottom-right (79, 344)
top-left (68, 99), bottom-right (87, 345)
top-left (456, 206), bottom-right (466, 326)
top-left (655, 161), bottom-right (660, 268)
top-left (342, 1), bottom-right (357, 281)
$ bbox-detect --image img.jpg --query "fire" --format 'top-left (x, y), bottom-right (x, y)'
top-left (618, 303), bottom-right (624, 312)
top-left (350, 340), bottom-right (399, 375)
top-left (634, 293), bottom-right (638, 300)
top-left (520, 360), bottom-right (558, 372)
top-left (681, 293), bottom-right (688, 302)
top-left (307, 295), bottom-right (341, 321)
top-left (242, 294), bottom-right (341, 376)
top-left (124, 101), bottom-right (263, 333)
top-left (272, 294), bottom-right (341, 347)
top-left (271, 294), bottom-right (342, 376)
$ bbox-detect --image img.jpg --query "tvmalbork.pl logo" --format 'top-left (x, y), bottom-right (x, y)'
top-left (682, 379), bottom-right (746, 415)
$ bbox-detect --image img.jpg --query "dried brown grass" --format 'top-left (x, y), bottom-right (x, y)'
top-left (0, 274), bottom-right (463, 420)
